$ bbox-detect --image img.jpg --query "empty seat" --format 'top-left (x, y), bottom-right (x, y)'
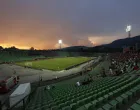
top-left (102, 104), bottom-right (112, 110)
top-left (130, 103), bottom-right (140, 110)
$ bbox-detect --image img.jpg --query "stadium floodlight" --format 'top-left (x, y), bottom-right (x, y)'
top-left (59, 40), bottom-right (62, 44)
top-left (126, 25), bottom-right (131, 38)
top-left (126, 25), bottom-right (131, 32)
top-left (58, 40), bottom-right (62, 49)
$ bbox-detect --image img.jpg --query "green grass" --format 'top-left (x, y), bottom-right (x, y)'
top-left (16, 57), bottom-right (92, 71)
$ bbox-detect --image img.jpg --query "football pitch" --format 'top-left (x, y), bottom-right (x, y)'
top-left (16, 57), bottom-right (92, 71)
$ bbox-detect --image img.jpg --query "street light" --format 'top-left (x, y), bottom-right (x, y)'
top-left (58, 40), bottom-right (62, 49)
top-left (126, 25), bottom-right (131, 38)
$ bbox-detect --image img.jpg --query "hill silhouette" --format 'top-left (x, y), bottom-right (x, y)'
top-left (104, 35), bottom-right (140, 48)
top-left (62, 35), bottom-right (140, 52)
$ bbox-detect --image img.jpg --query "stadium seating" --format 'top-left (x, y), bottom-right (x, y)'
top-left (25, 75), bottom-right (140, 110)
top-left (2, 52), bottom-right (139, 110)
top-left (129, 99), bottom-right (140, 110)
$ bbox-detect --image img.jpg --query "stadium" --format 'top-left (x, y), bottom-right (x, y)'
top-left (1, 1), bottom-right (140, 110)
top-left (1, 43), bottom-right (140, 110)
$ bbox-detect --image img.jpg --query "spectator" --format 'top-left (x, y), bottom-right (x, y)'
top-left (40, 76), bottom-right (42, 81)
top-left (101, 67), bottom-right (106, 77)
top-left (121, 69), bottom-right (124, 74)
top-left (109, 68), bottom-right (113, 75)
top-left (133, 62), bottom-right (136, 66)
top-left (55, 76), bottom-right (58, 79)
top-left (47, 85), bottom-right (50, 90)
top-left (133, 64), bottom-right (139, 70)
top-left (76, 81), bottom-right (80, 86)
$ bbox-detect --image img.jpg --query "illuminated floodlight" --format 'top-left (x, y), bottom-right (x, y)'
top-left (58, 40), bottom-right (62, 49)
top-left (126, 25), bottom-right (131, 38)
top-left (58, 40), bottom-right (62, 44)
top-left (126, 25), bottom-right (131, 32)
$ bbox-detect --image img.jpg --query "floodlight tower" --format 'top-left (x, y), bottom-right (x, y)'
top-left (58, 40), bottom-right (62, 49)
top-left (126, 25), bottom-right (131, 38)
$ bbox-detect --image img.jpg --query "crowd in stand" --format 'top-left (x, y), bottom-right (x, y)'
top-left (109, 53), bottom-right (140, 76)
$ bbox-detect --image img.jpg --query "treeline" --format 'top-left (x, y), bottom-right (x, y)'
top-left (0, 45), bottom-right (122, 57)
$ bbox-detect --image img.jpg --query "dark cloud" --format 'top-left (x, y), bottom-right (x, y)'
top-left (0, 0), bottom-right (140, 49)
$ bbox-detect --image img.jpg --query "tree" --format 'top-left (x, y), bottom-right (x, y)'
top-left (0, 46), bottom-right (3, 50)
top-left (30, 47), bottom-right (35, 50)
top-left (10, 46), bottom-right (18, 50)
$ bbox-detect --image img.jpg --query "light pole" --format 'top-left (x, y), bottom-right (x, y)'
top-left (58, 40), bottom-right (62, 49)
top-left (126, 25), bottom-right (131, 38)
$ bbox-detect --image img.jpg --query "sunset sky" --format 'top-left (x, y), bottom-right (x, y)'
top-left (1, 0), bottom-right (140, 49)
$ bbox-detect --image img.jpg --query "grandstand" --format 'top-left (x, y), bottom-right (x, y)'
top-left (23, 53), bottom-right (140, 110)
top-left (0, 51), bottom-right (45, 63)
top-left (26, 75), bottom-right (140, 110)
top-left (22, 54), bottom-right (140, 110)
